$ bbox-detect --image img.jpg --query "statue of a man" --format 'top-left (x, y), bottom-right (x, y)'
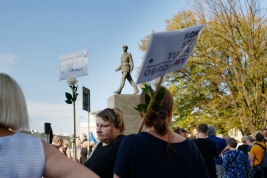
top-left (114, 45), bottom-right (139, 94)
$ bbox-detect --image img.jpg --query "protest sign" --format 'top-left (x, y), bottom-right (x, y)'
top-left (136, 25), bottom-right (204, 84)
top-left (59, 48), bottom-right (88, 80)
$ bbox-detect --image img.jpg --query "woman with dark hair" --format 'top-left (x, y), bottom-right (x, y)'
top-left (84, 108), bottom-right (125, 178)
top-left (114, 87), bottom-right (209, 178)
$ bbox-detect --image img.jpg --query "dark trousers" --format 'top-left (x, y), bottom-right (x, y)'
top-left (250, 165), bottom-right (266, 178)
top-left (260, 168), bottom-right (266, 178)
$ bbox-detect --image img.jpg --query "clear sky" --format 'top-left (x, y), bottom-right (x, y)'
top-left (0, 0), bottom-right (189, 135)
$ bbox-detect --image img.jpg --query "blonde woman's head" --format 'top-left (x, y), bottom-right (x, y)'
top-left (63, 140), bottom-right (69, 148)
top-left (0, 73), bottom-right (29, 130)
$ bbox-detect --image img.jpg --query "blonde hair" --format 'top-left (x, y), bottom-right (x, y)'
top-left (63, 140), bottom-right (69, 148)
top-left (96, 108), bottom-right (125, 134)
top-left (0, 73), bottom-right (29, 130)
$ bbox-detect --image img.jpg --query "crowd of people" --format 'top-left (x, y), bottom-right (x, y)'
top-left (174, 124), bottom-right (267, 178)
top-left (1, 72), bottom-right (267, 178)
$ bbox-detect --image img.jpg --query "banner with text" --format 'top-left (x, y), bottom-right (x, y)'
top-left (136, 25), bottom-right (204, 84)
top-left (59, 48), bottom-right (88, 80)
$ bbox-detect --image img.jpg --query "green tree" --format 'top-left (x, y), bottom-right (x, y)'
top-left (139, 0), bottom-right (267, 135)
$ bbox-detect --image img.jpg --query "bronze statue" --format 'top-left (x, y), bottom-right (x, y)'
top-left (114, 45), bottom-right (139, 94)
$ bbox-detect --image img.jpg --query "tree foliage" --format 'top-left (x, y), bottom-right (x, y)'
top-left (139, 0), bottom-right (267, 135)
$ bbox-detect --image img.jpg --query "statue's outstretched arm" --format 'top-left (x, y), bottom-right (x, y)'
top-left (115, 65), bottom-right (121, 71)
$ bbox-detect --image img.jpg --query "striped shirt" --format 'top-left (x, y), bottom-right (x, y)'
top-left (0, 132), bottom-right (45, 178)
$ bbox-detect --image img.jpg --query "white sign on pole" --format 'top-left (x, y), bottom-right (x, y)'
top-left (136, 25), bottom-right (204, 84)
top-left (59, 48), bottom-right (89, 80)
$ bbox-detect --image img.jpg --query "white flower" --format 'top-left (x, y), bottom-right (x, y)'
top-left (148, 77), bottom-right (162, 91)
top-left (67, 76), bottom-right (78, 85)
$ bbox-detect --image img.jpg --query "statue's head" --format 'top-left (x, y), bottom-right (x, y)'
top-left (122, 45), bottom-right (128, 51)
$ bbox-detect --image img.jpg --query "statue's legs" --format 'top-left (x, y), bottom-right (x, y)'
top-left (114, 72), bottom-right (139, 94)
top-left (114, 72), bottom-right (127, 94)
top-left (126, 73), bottom-right (139, 94)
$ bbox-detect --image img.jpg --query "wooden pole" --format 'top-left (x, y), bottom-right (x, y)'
top-left (73, 89), bottom-right (77, 161)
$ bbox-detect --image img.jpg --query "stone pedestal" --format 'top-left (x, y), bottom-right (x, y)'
top-left (108, 94), bottom-right (145, 135)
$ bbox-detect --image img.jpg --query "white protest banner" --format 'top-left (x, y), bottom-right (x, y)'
top-left (59, 48), bottom-right (88, 80)
top-left (136, 25), bottom-right (204, 84)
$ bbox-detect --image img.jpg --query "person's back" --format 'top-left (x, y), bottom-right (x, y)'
top-left (193, 124), bottom-right (217, 178)
top-left (114, 87), bottom-right (209, 178)
top-left (223, 150), bottom-right (248, 176)
top-left (193, 139), bottom-right (217, 177)
top-left (0, 132), bottom-right (44, 177)
top-left (114, 132), bottom-right (209, 178)
top-left (250, 133), bottom-right (267, 177)
top-left (222, 138), bottom-right (248, 178)
top-left (207, 135), bottom-right (226, 164)
top-left (207, 128), bottom-right (226, 161)
top-left (207, 126), bottom-right (227, 178)
top-left (238, 144), bottom-right (249, 155)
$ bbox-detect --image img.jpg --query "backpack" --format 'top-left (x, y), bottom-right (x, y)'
top-left (255, 143), bottom-right (267, 170)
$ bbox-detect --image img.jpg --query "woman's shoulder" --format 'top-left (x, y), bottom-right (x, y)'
top-left (222, 150), bottom-right (232, 158)
top-left (121, 133), bottom-right (140, 142)
top-left (2, 132), bottom-right (42, 144)
top-left (122, 132), bottom-right (190, 146)
top-left (120, 133), bottom-right (149, 144)
top-left (16, 132), bottom-right (44, 150)
top-left (126, 132), bottom-right (159, 139)
top-left (224, 150), bottom-right (244, 156)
